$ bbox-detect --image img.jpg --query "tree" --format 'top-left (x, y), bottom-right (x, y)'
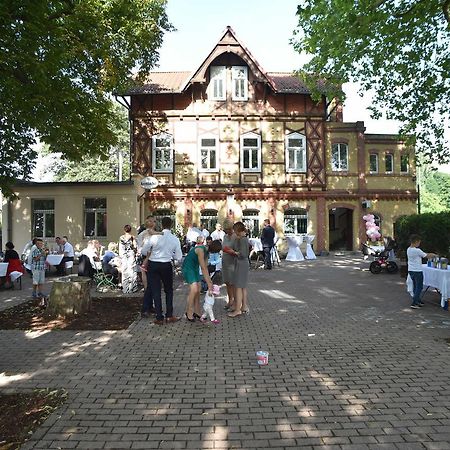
top-left (293, 0), bottom-right (450, 164)
top-left (40, 103), bottom-right (131, 182)
top-left (0, 0), bottom-right (172, 196)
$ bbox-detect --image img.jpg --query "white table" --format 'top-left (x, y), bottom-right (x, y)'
top-left (406, 264), bottom-right (450, 308)
top-left (46, 254), bottom-right (64, 266)
top-left (0, 262), bottom-right (9, 277)
top-left (285, 235), bottom-right (304, 261)
top-left (248, 238), bottom-right (263, 252)
top-left (305, 235), bottom-right (317, 260)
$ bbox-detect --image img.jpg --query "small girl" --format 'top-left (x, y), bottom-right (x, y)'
top-left (200, 284), bottom-right (221, 324)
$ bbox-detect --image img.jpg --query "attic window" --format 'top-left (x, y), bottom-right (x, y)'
top-left (232, 66), bottom-right (248, 101)
top-left (209, 66), bottom-right (226, 100)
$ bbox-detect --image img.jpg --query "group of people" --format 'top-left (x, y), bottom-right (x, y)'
top-left (0, 241), bottom-right (24, 289)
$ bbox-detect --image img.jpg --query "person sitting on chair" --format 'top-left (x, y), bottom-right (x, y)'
top-left (56, 236), bottom-right (74, 275)
top-left (102, 242), bottom-right (120, 283)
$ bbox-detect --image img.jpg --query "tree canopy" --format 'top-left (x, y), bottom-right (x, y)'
top-left (0, 0), bottom-right (172, 196)
top-left (293, 0), bottom-right (450, 164)
top-left (40, 103), bottom-right (131, 182)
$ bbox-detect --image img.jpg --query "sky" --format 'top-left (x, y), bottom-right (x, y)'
top-left (155, 0), bottom-right (400, 134)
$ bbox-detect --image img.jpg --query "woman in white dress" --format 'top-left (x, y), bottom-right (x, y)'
top-left (119, 225), bottom-right (138, 294)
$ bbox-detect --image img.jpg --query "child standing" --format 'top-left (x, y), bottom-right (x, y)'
top-left (200, 284), bottom-right (221, 324)
top-left (31, 239), bottom-right (47, 298)
top-left (407, 234), bottom-right (436, 309)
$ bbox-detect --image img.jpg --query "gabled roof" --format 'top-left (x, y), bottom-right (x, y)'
top-left (123, 27), bottom-right (312, 96)
top-left (181, 26), bottom-right (276, 91)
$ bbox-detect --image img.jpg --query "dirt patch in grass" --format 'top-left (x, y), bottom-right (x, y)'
top-left (0, 389), bottom-right (67, 450)
top-left (0, 297), bottom-right (142, 331)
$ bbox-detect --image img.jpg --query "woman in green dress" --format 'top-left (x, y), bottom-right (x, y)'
top-left (182, 237), bottom-right (222, 321)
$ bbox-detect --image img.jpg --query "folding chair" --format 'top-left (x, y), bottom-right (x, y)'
top-left (270, 246), bottom-right (281, 267)
top-left (93, 267), bottom-right (117, 292)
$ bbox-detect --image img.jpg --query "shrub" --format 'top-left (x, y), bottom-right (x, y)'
top-left (395, 212), bottom-right (450, 258)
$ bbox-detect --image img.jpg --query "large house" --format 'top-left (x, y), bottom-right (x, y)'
top-left (2, 27), bottom-right (417, 253)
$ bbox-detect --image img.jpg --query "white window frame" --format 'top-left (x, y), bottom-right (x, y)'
top-left (209, 66), bottom-right (226, 101)
top-left (385, 153), bottom-right (393, 173)
top-left (199, 136), bottom-right (219, 172)
top-left (152, 133), bottom-right (173, 173)
top-left (369, 153), bottom-right (379, 173)
top-left (240, 132), bottom-right (261, 172)
top-left (285, 132), bottom-right (307, 173)
top-left (284, 208), bottom-right (308, 235)
top-left (331, 143), bottom-right (348, 171)
top-left (84, 198), bottom-right (107, 238)
top-left (400, 154), bottom-right (409, 173)
top-left (242, 209), bottom-right (260, 238)
top-left (32, 199), bottom-right (55, 238)
top-left (232, 66), bottom-right (248, 101)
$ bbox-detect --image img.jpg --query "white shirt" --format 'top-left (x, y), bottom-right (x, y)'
top-left (81, 247), bottom-right (98, 267)
top-left (136, 229), bottom-right (154, 250)
top-left (186, 227), bottom-right (201, 243)
top-left (211, 230), bottom-right (225, 241)
top-left (141, 229), bottom-right (182, 263)
top-left (63, 241), bottom-right (74, 257)
top-left (407, 246), bottom-right (427, 271)
top-left (201, 229), bottom-right (210, 238)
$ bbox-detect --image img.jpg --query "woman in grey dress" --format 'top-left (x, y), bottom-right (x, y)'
top-left (221, 219), bottom-right (236, 310)
top-left (228, 221), bottom-right (249, 318)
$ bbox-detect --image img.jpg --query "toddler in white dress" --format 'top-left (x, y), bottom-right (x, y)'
top-left (200, 284), bottom-right (220, 324)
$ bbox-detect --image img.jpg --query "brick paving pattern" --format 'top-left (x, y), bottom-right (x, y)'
top-left (1, 255), bottom-right (450, 449)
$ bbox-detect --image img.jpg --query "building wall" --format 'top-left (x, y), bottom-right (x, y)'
top-left (3, 184), bottom-right (137, 253)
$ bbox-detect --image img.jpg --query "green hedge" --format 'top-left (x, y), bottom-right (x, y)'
top-left (395, 212), bottom-right (450, 257)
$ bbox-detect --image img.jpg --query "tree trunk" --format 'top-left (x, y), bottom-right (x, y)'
top-left (45, 275), bottom-right (92, 318)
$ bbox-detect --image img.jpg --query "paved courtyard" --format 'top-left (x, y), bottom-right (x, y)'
top-left (1, 255), bottom-right (450, 450)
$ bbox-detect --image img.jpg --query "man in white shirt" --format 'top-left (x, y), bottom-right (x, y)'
top-left (407, 234), bottom-right (436, 309)
top-left (57, 236), bottom-right (75, 275)
top-left (186, 223), bottom-right (201, 250)
top-left (141, 217), bottom-right (182, 325)
top-left (200, 223), bottom-right (210, 239)
top-left (210, 223), bottom-right (225, 242)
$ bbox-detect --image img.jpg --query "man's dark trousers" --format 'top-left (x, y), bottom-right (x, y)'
top-left (148, 261), bottom-right (174, 321)
top-left (142, 271), bottom-right (154, 314)
top-left (263, 246), bottom-right (272, 269)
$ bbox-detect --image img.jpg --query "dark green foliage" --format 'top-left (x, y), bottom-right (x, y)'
top-left (0, 0), bottom-right (172, 196)
top-left (395, 212), bottom-right (450, 257)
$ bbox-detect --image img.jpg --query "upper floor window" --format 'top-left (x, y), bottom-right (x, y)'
top-left (199, 137), bottom-right (218, 172)
top-left (152, 133), bottom-right (173, 173)
top-left (232, 66), bottom-right (248, 101)
top-left (209, 66), bottom-right (226, 101)
top-left (369, 153), bottom-right (378, 173)
top-left (331, 143), bottom-right (348, 171)
top-left (240, 132), bottom-right (261, 172)
top-left (84, 198), bottom-right (107, 237)
top-left (400, 154), bottom-right (409, 173)
top-left (284, 208), bottom-right (308, 235)
top-left (286, 132), bottom-right (307, 172)
top-left (385, 153), bottom-right (393, 173)
top-left (32, 199), bottom-right (55, 238)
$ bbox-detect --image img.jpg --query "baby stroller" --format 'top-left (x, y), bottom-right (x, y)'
top-left (200, 262), bottom-right (222, 292)
top-left (361, 240), bottom-right (398, 274)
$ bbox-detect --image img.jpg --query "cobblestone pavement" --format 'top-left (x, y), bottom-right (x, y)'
top-left (1, 256), bottom-right (450, 450)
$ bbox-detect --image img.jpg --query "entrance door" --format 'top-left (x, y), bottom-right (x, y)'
top-left (329, 208), bottom-right (353, 251)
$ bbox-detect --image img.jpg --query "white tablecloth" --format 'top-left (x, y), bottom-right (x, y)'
top-left (0, 262), bottom-right (9, 277)
top-left (248, 238), bottom-right (263, 252)
top-left (406, 264), bottom-right (450, 308)
top-left (46, 254), bottom-right (64, 266)
top-left (305, 235), bottom-right (316, 260)
top-left (285, 236), bottom-right (304, 261)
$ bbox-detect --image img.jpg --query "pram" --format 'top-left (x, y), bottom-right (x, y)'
top-left (361, 239), bottom-right (398, 274)
top-left (200, 262), bottom-right (222, 292)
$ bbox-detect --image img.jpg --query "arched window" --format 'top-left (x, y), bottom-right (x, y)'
top-left (242, 209), bottom-right (260, 238)
top-left (373, 213), bottom-right (382, 234)
top-left (284, 208), bottom-right (308, 235)
top-left (152, 209), bottom-right (175, 231)
top-left (200, 209), bottom-right (218, 233)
